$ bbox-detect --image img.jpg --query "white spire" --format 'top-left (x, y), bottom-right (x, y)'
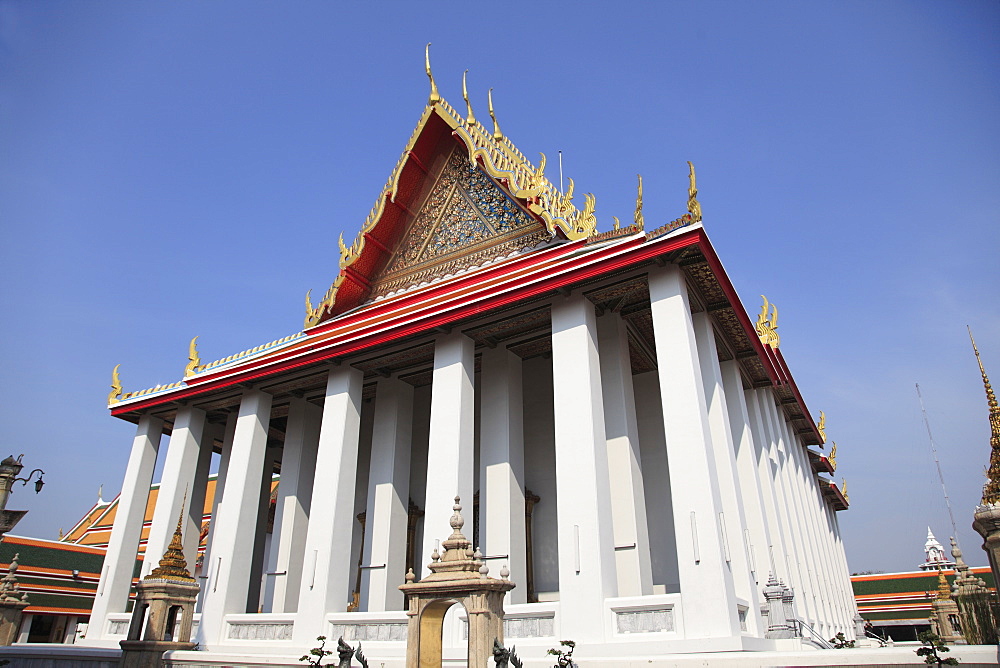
top-left (920, 527), bottom-right (954, 570)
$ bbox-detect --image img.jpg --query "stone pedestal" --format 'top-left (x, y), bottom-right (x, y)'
top-left (0, 599), bottom-right (28, 645)
top-left (972, 503), bottom-right (1000, 588)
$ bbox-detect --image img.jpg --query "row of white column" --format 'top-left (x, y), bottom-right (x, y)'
top-left (89, 263), bottom-right (855, 648)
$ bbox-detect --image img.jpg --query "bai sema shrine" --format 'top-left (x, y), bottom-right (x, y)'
top-left (82, 54), bottom-right (859, 665)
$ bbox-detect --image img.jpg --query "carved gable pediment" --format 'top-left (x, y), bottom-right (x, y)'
top-left (369, 148), bottom-right (549, 299)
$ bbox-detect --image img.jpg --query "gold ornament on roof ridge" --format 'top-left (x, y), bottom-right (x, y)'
top-left (634, 174), bottom-right (644, 230)
top-left (108, 364), bottom-right (123, 406)
top-left (755, 295), bottom-right (780, 348)
top-left (425, 43), bottom-right (440, 105)
top-left (462, 70), bottom-right (476, 126)
top-left (969, 326), bottom-right (1000, 505)
top-left (687, 161), bottom-right (702, 222)
top-left (817, 411), bottom-right (827, 443)
top-left (841, 478), bottom-right (849, 505)
top-left (828, 442), bottom-right (837, 471)
top-left (612, 216), bottom-right (621, 231)
top-left (488, 88), bottom-right (502, 141)
top-left (184, 336), bottom-right (200, 378)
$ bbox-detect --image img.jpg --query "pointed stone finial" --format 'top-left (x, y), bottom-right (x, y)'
top-left (633, 174), bottom-right (644, 230)
top-left (479, 562), bottom-right (489, 578)
top-left (405, 568), bottom-right (415, 583)
top-left (950, 536), bottom-right (967, 568)
top-left (488, 88), bottom-right (502, 140)
top-left (449, 496), bottom-right (465, 537)
top-left (500, 563), bottom-right (510, 580)
top-left (108, 364), bottom-right (123, 405)
top-left (462, 71), bottom-right (476, 126)
top-left (425, 43), bottom-right (440, 105)
top-left (184, 336), bottom-right (201, 377)
top-left (431, 541), bottom-right (440, 562)
top-left (969, 327), bottom-right (1000, 505)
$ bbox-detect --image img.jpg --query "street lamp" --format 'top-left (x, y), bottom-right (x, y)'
top-left (0, 455), bottom-right (46, 538)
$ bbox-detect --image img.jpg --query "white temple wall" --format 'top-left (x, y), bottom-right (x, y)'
top-left (521, 355), bottom-right (559, 598)
top-left (633, 370), bottom-right (680, 594)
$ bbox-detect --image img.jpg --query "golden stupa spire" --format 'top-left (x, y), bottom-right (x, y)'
top-left (936, 570), bottom-right (952, 600)
top-left (146, 495), bottom-right (195, 582)
top-left (425, 43), bottom-right (440, 105)
top-left (969, 327), bottom-right (1000, 505)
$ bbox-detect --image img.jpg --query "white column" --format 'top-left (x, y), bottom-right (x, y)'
top-left (248, 446), bottom-right (280, 614)
top-left (185, 419), bottom-right (215, 567)
top-left (692, 314), bottom-right (760, 631)
top-left (720, 362), bottom-right (772, 600)
top-left (142, 406), bottom-right (207, 577)
top-left (744, 389), bottom-right (790, 584)
top-left (551, 293), bottom-right (617, 640)
top-left (196, 389), bottom-right (272, 646)
top-left (596, 312), bottom-right (653, 597)
top-left (479, 346), bottom-right (527, 604)
top-left (648, 265), bottom-right (740, 639)
top-left (198, 411), bottom-right (236, 612)
top-left (362, 376), bottom-right (413, 611)
top-left (421, 332), bottom-right (475, 578)
top-left (268, 397), bottom-right (321, 613)
top-left (89, 415), bottom-right (163, 639)
top-left (293, 366), bottom-right (363, 645)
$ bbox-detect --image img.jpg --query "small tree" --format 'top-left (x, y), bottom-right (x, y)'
top-left (829, 632), bottom-right (855, 648)
top-left (547, 639), bottom-right (576, 668)
top-left (915, 630), bottom-right (959, 666)
top-left (300, 636), bottom-right (334, 667)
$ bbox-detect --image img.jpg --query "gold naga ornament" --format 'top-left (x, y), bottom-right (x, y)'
top-left (687, 161), bottom-right (702, 222)
top-left (184, 336), bottom-right (201, 378)
top-left (425, 43), bottom-right (440, 105)
top-left (108, 364), bottom-right (123, 405)
top-left (488, 88), bottom-right (502, 141)
top-left (828, 442), bottom-right (838, 471)
top-left (816, 411), bottom-right (827, 443)
top-left (634, 174), bottom-right (644, 230)
top-left (755, 295), bottom-right (780, 348)
top-left (840, 479), bottom-right (849, 504)
top-left (970, 327), bottom-right (1000, 505)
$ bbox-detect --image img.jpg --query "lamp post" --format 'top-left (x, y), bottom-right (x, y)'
top-left (0, 455), bottom-right (45, 538)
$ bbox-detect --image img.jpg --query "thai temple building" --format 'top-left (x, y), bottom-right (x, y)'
top-left (77, 58), bottom-right (859, 663)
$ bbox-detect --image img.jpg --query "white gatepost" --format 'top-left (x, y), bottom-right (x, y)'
top-left (421, 332), bottom-right (475, 579)
top-left (89, 414), bottom-right (163, 639)
top-left (551, 293), bottom-right (618, 641)
top-left (362, 376), bottom-right (413, 611)
top-left (596, 311), bottom-right (653, 597)
top-left (692, 313), bottom-right (760, 629)
top-left (142, 405), bottom-right (207, 577)
top-left (292, 366), bottom-right (364, 644)
top-left (268, 396), bottom-right (321, 613)
top-left (479, 346), bottom-right (527, 604)
top-left (196, 389), bottom-right (273, 647)
top-left (648, 265), bottom-right (741, 639)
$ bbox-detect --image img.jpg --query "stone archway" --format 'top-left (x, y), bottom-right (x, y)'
top-left (400, 498), bottom-right (514, 668)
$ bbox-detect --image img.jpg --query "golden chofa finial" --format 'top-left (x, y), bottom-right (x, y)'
top-left (184, 336), bottom-right (200, 378)
top-left (828, 442), bottom-right (838, 471)
top-left (841, 478), bottom-right (849, 504)
top-left (424, 43), bottom-right (440, 105)
top-left (969, 326), bottom-right (1000, 505)
top-left (612, 216), bottom-right (621, 231)
top-left (634, 174), bottom-right (644, 230)
top-left (755, 295), bottom-right (780, 348)
top-left (108, 364), bottom-right (123, 405)
top-left (488, 88), bottom-right (502, 140)
top-left (687, 161), bottom-right (702, 222)
top-left (462, 70), bottom-right (476, 126)
top-left (817, 411), bottom-right (827, 443)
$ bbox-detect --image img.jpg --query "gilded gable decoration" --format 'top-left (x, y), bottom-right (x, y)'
top-left (303, 52), bottom-right (600, 328)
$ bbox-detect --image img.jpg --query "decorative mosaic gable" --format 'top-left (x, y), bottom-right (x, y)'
top-left (370, 148), bottom-right (549, 298)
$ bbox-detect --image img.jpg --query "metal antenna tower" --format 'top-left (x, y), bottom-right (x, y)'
top-left (916, 382), bottom-right (960, 545)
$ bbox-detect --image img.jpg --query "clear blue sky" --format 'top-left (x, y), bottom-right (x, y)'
top-left (1, 1), bottom-right (997, 574)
